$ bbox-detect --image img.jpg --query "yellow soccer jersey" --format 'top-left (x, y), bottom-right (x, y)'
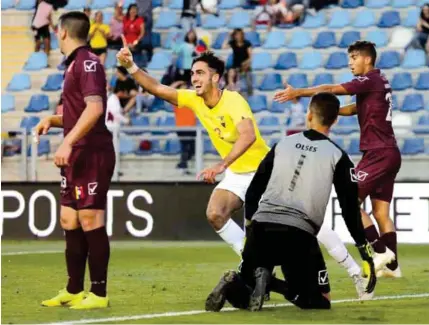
top-left (178, 89), bottom-right (270, 173)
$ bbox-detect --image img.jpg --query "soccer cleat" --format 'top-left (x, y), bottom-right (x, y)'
top-left (205, 270), bottom-right (238, 312)
top-left (373, 247), bottom-right (396, 272)
top-left (69, 292), bottom-right (109, 309)
top-left (376, 265), bottom-right (402, 278)
top-left (352, 274), bottom-right (373, 300)
top-left (41, 289), bottom-right (85, 307)
top-left (249, 267), bottom-right (270, 312)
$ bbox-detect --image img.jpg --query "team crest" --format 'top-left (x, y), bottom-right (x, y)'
top-left (75, 186), bottom-right (85, 200)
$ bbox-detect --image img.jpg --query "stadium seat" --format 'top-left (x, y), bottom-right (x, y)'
top-left (204, 139), bottom-right (217, 155)
top-left (392, 0), bottom-right (414, 8)
top-left (251, 52), bottom-right (272, 70)
top-left (16, 0), bottom-right (34, 9)
top-left (391, 72), bottom-right (413, 91)
top-left (339, 31), bottom-right (360, 48)
top-left (287, 74), bottom-right (309, 88)
top-left (105, 50), bottom-right (118, 69)
top-left (163, 31), bottom-right (184, 49)
top-left (313, 31), bottom-right (336, 48)
top-left (347, 139), bottom-right (361, 155)
top-left (341, 0), bottom-right (363, 8)
top-left (392, 94), bottom-right (399, 110)
top-left (274, 52), bottom-right (297, 70)
top-left (259, 73), bottom-right (283, 91)
top-left (328, 10), bottom-right (350, 29)
top-left (377, 51), bottom-right (400, 69)
top-left (228, 11), bottom-right (251, 28)
top-left (24, 52), bottom-right (48, 71)
top-left (64, 0), bottom-right (86, 9)
top-left (2, 0), bottom-right (15, 10)
top-left (270, 101), bottom-right (288, 113)
top-left (259, 116), bottom-right (280, 135)
top-left (153, 0), bottom-right (162, 7)
top-left (263, 31), bottom-right (286, 49)
top-left (155, 116), bottom-right (176, 135)
top-left (20, 116), bottom-right (40, 133)
top-left (325, 52), bottom-right (348, 69)
top-left (401, 94), bottom-right (424, 112)
top-left (352, 9), bottom-right (375, 27)
top-left (401, 49), bottom-right (426, 69)
top-left (288, 30), bottom-right (312, 49)
top-left (122, 0), bottom-right (136, 7)
top-left (237, 73), bottom-right (257, 93)
top-left (248, 95), bottom-right (267, 112)
top-left (125, 116), bottom-right (150, 135)
top-left (332, 116), bottom-right (359, 135)
top-left (27, 139), bottom-right (50, 157)
top-left (7, 73), bottom-right (31, 91)
top-left (151, 32), bottom-right (161, 48)
top-left (414, 115), bottom-right (429, 135)
top-left (202, 13), bottom-right (226, 29)
top-left (365, 30), bottom-right (388, 47)
top-left (154, 11), bottom-right (178, 29)
top-left (119, 137), bottom-right (135, 155)
top-left (50, 33), bottom-right (59, 50)
top-left (169, 0), bottom-right (183, 9)
top-left (337, 72), bottom-right (354, 84)
top-left (366, 0), bottom-right (390, 8)
top-left (147, 52), bottom-right (172, 70)
top-left (25, 94), bottom-right (50, 113)
top-left (299, 52), bottom-right (322, 70)
top-left (219, 0), bottom-right (241, 9)
top-left (401, 138), bottom-right (425, 155)
top-left (1, 94), bottom-right (15, 113)
top-left (301, 11), bottom-right (326, 28)
top-left (403, 8), bottom-right (420, 27)
top-left (415, 72), bottom-right (429, 90)
top-left (41, 73), bottom-right (63, 91)
top-left (378, 11), bottom-right (400, 28)
top-left (245, 31), bottom-right (261, 47)
top-left (332, 138), bottom-right (345, 149)
top-left (313, 73), bottom-right (334, 86)
top-left (211, 32), bottom-right (228, 49)
top-left (91, 0), bottom-right (114, 9)
top-left (164, 139), bottom-right (181, 155)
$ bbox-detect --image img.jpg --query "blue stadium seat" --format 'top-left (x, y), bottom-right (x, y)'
top-left (150, 97), bottom-right (168, 112)
top-left (313, 73), bottom-right (334, 86)
top-left (16, 0), bottom-right (34, 9)
top-left (332, 138), bottom-right (345, 149)
top-left (263, 31), bottom-right (286, 49)
top-left (50, 33), bottom-right (59, 50)
top-left (287, 74), bottom-right (309, 88)
top-left (155, 116), bottom-right (176, 135)
top-left (259, 116), bottom-right (280, 135)
top-left (105, 50), bottom-right (118, 69)
top-left (332, 116), bottom-right (359, 135)
top-left (339, 31), bottom-right (360, 48)
top-left (401, 138), bottom-right (425, 155)
top-left (163, 31), bottom-right (184, 49)
top-left (301, 11), bottom-right (326, 28)
top-left (347, 139), bottom-right (361, 155)
top-left (246, 31), bottom-right (261, 47)
top-left (147, 52), bottom-right (172, 70)
top-left (169, 0), bottom-right (182, 9)
top-left (153, 0), bottom-right (162, 7)
top-left (274, 52), bottom-right (297, 70)
top-left (24, 52), bottom-right (48, 71)
top-left (119, 137), bottom-right (135, 155)
top-left (341, 0), bottom-right (363, 8)
top-left (2, 0), bottom-right (15, 9)
top-left (288, 30), bottom-right (312, 49)
top-left (352, 9), bottom-right (375, 27)
top-left (337, 72), bottom-right (354, 84)
top-left (20, 116), bottom-right (40, 133)
top-left (392, 0), bottom-right (414, 8)
top-left (248, 95), bottom-right (267, 112)
top-left (151, 32), bottom-right (161, 48)
top-left (164, 139), bottom-right (181, 155)
top-left (401, 94), bottom-right (424, 112)
top-left (325, 52), bottom-right (348, 69)
top-left (365, 30), bottom-right (388, 47)
top-left (378, 11), bottom-right (400, 28)
top-left (202, 13), bottom-right (226, 29)
top-left (226, 54), bottom-right (233, 69)
top-left (313, 31), bottom-right (336, 48)
top-left (415, 72), bottom-right (429, 90)
top-left (328, 10), bottom-right (350, 28)
top-left (204, 139), bottom-right (217, 154)
top-left (414, 115), bottom-right (429, 135)
top-left (126, 116), bottom-right (150, 135)
top-left (392, 94), bottom-right (399, 111)
top-left (7, 73), bottom-right (31, 91)
top-left (259, 73), bottom-right (283, 91)
top-left (27, 139), bottom-right (50, 157)
top-left (25, 94), bottom-right (49, 113)
top-left (391, 72), bottom-right (412, 91)
top-left (228, 11), bottom-right (251, 28)
top-left (122, 0), bottom-right (136, 7)
top-left (402, 49), bottom-right (426, 69)
top-left (270, 101), bottom-right (288, 113)
top-left (212, 32), bottom-right (228, 49)
top-left (41, 73), bottom-right (63, 91)
top-left (154, 11), bottom-right (178, 29)
top-left (219, 0), bottom-right (241, 9)
top-left (64, 0), bottom-right (86, 9)
top-left (1, 94), bottom-right (15, 113)
top-left (91, 0), bottom-right (114, 9)
top-left (403, 8), bottom-right (420, 27)
top-left (299, 52), bottom-right (322, 70)
top-left (366, 0), bottom-right (390, 8)
top-left (251, 52), bottom-right (272, 70)
top-left (377, 51), bottom-right (400, 69)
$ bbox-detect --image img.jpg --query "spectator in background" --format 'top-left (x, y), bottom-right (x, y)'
top-left (223, 28), bottom-right (253, 95)
top-left (136, 0), bottom-right (154, 61)
top-left (108, 2), bottom-right (124, 50)
top-left (113, 66), bottom-right (139, 115)
top-left (89, 11), bottom-right (110, 65)
top-left (173, 30), bottom-right (198, 86)
top-left (32, 0), bottom-right (55, 55)
top-left (123, 4), bottom-right (145, 53)
top-left (106, 88), bottom-right (130, 133)
top-left (136, 87), bottom-right (155, 113)
top-left (181, 0), bottom-right (218, 33)
top-left (413, 3), bottom-right (429, 53)
top-left (83, 6), bottom-right (92, 21)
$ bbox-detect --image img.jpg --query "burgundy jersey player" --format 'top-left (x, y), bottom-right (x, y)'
top-left (273, 41), bottom-right (401, 278)
top-left (34, 11), bottom-right (114, 309)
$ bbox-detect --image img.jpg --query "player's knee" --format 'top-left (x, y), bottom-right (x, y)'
top-left (206, 207), bottom-right (228, 230)
top-left (79, 211), bottom-right (104, 231)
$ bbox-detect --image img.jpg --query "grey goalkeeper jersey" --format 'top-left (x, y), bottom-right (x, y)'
top-left (245, 129), bottom-right (366, 246)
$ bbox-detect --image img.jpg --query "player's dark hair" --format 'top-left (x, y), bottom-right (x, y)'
top-left (192, 51), bottom-right (225, 79)
top-left (59, 11), bottom-right (90, 41)
top-left (348, 40), bottom-right (377, 65)
top-left (309, 92), bottom-right (340, 127)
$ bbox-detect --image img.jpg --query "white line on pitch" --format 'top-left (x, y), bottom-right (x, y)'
top-left (1, 250), bottom-right (62, 256)
top-left (43, 292), bottom-right (429, 325)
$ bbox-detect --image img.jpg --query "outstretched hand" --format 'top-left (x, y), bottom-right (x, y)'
top-left (116, 35), bottom-right (134, 69)
top-left (273, 83), bottom-right (298, 103)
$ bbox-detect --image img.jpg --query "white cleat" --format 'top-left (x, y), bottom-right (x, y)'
top-left (376, 266), bottom-right (402, 278)
top-left (352, 274), bottom-right (374, 300)
top-left (373, 247), bottom-right (396, 272)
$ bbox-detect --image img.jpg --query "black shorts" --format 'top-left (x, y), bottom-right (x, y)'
top-left (91, 47), bottom-right (107, 56)
top-left (241, 221), bottom-right (330, 296)
top-left (33, 25), bottom-right (50, 41)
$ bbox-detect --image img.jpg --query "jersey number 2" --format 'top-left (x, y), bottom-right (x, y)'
top-left (385, 93), bottom-right (393, 122)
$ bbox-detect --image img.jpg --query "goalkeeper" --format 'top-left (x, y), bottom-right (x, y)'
top-left (205, 93), bottom-right (376, 312)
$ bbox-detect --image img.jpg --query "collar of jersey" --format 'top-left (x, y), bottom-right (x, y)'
top-left (304, 129), bottom-right (329, 141)
top-left (204, 89), bottom-right (226, 112)
top-left (64, 45), bottom-right (90, 67)
top-left (365, 68), bottom-right (380, 77)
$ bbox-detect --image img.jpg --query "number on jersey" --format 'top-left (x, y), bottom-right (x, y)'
top-left (385, 92), bottom-right (393, 122)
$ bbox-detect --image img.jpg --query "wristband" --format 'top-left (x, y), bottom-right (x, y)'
top-left (127, 63), bottom-right (139, 75)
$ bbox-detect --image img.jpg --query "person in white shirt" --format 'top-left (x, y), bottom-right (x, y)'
top-left (106, 91), bottom-right (130, 132)
top-left (32, 0), bottom-right (55, 55)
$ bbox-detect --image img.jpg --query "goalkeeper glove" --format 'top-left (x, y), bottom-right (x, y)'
top-left (357, 242), bottom-right (377, 296)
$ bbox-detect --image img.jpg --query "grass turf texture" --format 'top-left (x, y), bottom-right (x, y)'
top-left (2, 241), bottom-right (429, 324)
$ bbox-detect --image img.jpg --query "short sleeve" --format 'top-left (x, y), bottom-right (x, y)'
top-left (104, 24), bottom-right (110, 34)
top-left (245, 40), bottom-right (252, 49)
top-left (89, 23), bottom-right (96, 34)
top-left (177, 89), bottom-right (197, 111)
top-left (341, 76), bottom-right (373, 95)
top-left (228, 93), bottom-right (253, 125)
top-left (78, 59), bottom-right (107, 99)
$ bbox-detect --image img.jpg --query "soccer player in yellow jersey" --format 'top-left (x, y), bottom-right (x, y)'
top-left (117, 36), bottom-right (269, 255)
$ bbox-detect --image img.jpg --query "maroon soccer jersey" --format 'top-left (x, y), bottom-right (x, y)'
top-left (341, 69), bottom-right (398, 151)
top-left (63, 46), bottom-right (112, 148)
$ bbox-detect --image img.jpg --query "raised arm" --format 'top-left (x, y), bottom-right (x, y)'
top-left (339, 103), bottom-right (357, 116)
top-left (117, 35), bottom-right (178, 106)
top-left (273, 83), bottom-right (350, 103)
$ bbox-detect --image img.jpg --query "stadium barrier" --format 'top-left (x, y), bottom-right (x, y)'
top-left (1, 182), bottom-right (428, 243)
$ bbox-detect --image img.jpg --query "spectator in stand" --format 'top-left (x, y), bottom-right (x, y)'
top-left (223, 28), bottom-right (253, 95)
top-left (108, 3), bottom-right (124, 50)
top-left (32, 0), bottom-right (55, 55)
top-left (83, 6), bottom-right (92, 21)
top-left (89, 11), bottom-right (110, 65)
top-left (181, 0), bottom-right (218, 33)
top-left (113, 66), bottom-right (139, 115)
top-left (286, 97), bottom-right (306, 136)
top-left (173, 30), bottom-right (198, 86)
top-left (136, 87), bottom-right (155, 113)
top-left (411, 3), bottom-right (429, 53)
top-left (123, 4), bottom-right (145, 54)
top-left (136, 0), bottom-right (154, 61)
top-left (106, 88), bottom-right (130, 133)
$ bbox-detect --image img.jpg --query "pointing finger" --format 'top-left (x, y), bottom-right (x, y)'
top-left (121, 34), bottom-right (128, 49)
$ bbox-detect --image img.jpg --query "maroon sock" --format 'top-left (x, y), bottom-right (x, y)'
top-left (85, 226), bottom-right (110, 297)
top-left (65, 228), bottom-right (88, 294)
top-left (364, 225), bottom-right (386, 254)
top-left (381, 232), bottom-right (398, 270)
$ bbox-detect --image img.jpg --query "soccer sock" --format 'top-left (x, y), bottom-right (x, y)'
top-left (85, 226), bottom-right (110, 297)
top-left (317, 226), bottom-right (361, 277)
top-left (381, 232), bottom-right (398, 270)
top-left (65, 228), bottom-right (88, 294)
top-left (216, 218), bottom-right (245, 256)
top-left (364, 225), bottom-right (386, 254)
